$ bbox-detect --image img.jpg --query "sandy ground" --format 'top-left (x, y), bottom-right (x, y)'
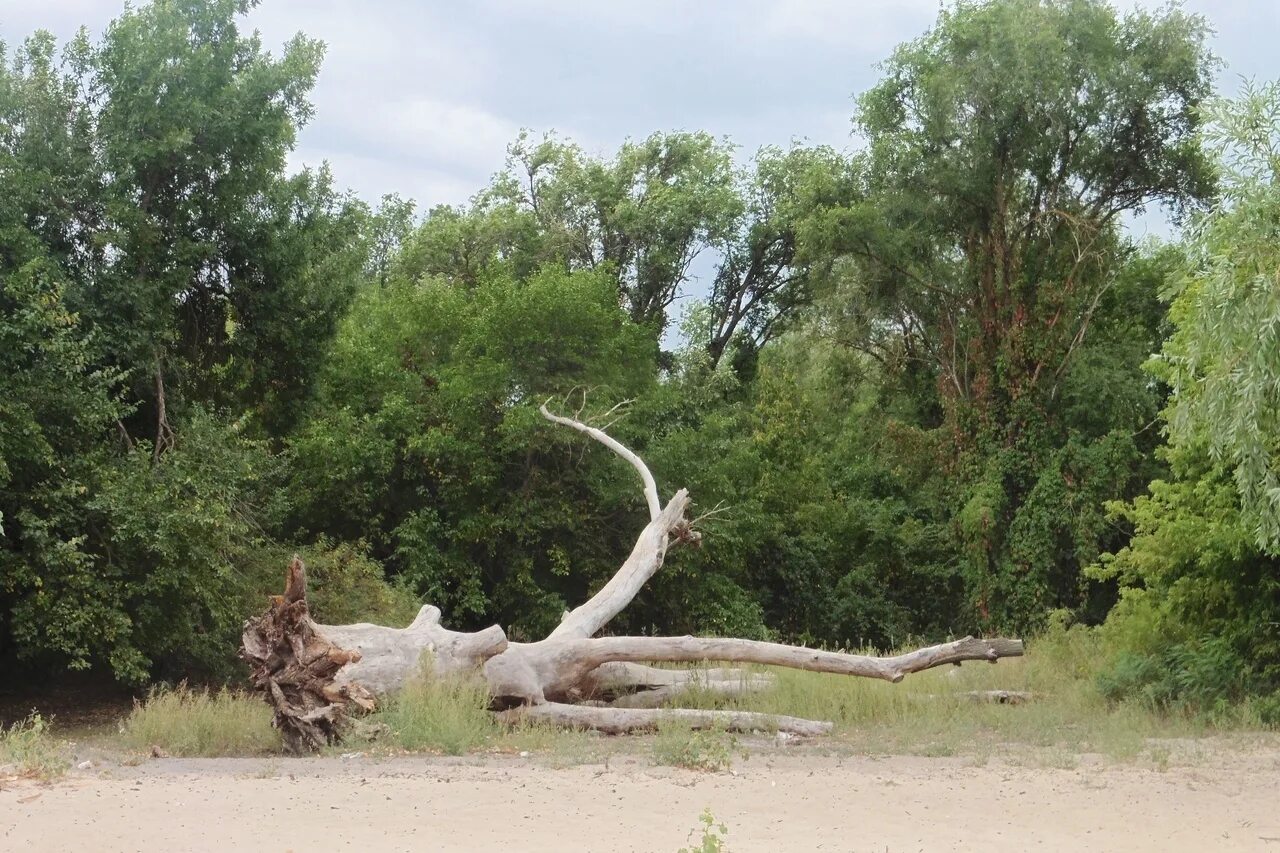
top-left (3, 746), bottom-right (1280, 852)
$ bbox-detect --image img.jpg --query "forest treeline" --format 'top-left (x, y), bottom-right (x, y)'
top-left (2, 0), bottom-right (1277, 721)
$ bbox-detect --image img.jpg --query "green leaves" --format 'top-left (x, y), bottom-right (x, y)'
top-left (0, 1), bottom-right (379, 682)
top-left (1090, 86), bottom-right (1280, 704)
top-left (797, 0), bottom-right (1217, 631)
top-left (288, 265), bottom-right (657, 633)
top-left (1159, 82), bottom-right (1280, 551)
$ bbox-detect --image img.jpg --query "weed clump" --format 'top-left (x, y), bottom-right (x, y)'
top-left (122, 685), bottom-right (279, 757)
top-left (0, 713), bottom-right (65, 779)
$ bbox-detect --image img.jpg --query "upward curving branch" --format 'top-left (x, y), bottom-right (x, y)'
top-left (548, 489), bottom-right (690, 641)
top-left (540, 402), bottom-right (696, 641)
top-left (539, 401), bottom-right (660, 520)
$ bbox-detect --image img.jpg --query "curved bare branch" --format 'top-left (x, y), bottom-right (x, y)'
top-left (547, 489), bottom-right (690, 640)
top-left (540, 401), bottom-right (660, 521)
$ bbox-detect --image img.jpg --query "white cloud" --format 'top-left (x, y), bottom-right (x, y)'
top-left (6, 0), bottom-right (1278, 212)
top-left (320, 95), bottom-right (518, 175)
top-left (753, 0), bottom-right (939, 51)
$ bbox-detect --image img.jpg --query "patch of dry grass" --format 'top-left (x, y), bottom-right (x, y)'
top-left (667, 624), bottom-right (1233, 764)
top-left (0, 713), bottom-right (66, 779)
top-left (121, 685), bottom-right (279, 757)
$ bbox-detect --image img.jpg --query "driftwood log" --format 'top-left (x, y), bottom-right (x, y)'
top-left (242, 403), bottom-right (1025, 752)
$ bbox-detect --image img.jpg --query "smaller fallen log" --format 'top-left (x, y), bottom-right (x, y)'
top-left (919, 690), bottom-right (1034, 705)
top-left (961, 689), bottom-right (1032, 704)
top-left (593, 663), bottom-right (776, 709)
top-left (498, 702), bottom-right (833, 737)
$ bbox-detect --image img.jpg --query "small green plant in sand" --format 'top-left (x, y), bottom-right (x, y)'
top-left (0, 713), bottom-right (66, 779)
top-left (122, 685), bottom-right (279, 757)
top-left (678, 808), bottom-right (730, 852)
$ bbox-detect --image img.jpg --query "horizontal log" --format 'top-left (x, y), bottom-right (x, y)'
top-left (571, 635), bottom-right (1024, 684)
top-left (498, 702), bottom-right (832, 736)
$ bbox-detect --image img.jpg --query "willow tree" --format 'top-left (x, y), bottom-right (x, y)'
top-left (806, 0), bottom-right (1217, 628)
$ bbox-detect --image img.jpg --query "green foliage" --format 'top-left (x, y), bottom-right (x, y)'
top-left (1158, 81), bottom-right (1280, 550)
top-left (2, 0), bottom-right (1277, 731)
top-left (288, 265), bottom-right (656, 634)
top-left (797, 0), bottom-right (1216, 631)
top-left (372, 662), bottom-right (497, 755)
top-left (1093, 446), bottom-right (1280, 709)
top-left (678, 809), bottom-right (731, 853)
top-left (400, 132), bottom-right (843, 355)
top-left (0, 1), bottom-right (405, 685)
top-left (1095, 640), bottom-right (1247, 720)
top-left (1093, 85), bottom-right (1280, 712)
top-left (289, 539), bottom-right (422, 627)
top-left (652, 721), bottom-right (741, 772)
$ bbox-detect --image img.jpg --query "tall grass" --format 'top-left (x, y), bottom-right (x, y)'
top-left (0, 713), bottom-right (66, 779)
top-left (670, 622), bottom-right (1236, 762)
top-left (371, 665), bottom-right (499, 755)
top-left (122, 685), bottom-right (279, 756)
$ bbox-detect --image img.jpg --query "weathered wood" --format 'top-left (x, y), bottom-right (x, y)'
top-left (545, 490), bottom-right (690, 642)
top-left (608, 678), bottom-right (776, 709)
top-left (498, 702), bottom-right (833, 737)
top-left (593, 663), bottom-right (776, 708)
top-left (318, 607), bottom-right (507, 695)
top-left (961, 689), bottom-right (1033, 704)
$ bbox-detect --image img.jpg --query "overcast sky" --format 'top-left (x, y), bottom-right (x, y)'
top-left (5, 0), bottom-right (1277, 218)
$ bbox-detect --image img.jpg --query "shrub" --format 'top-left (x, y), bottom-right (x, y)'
top-left (653, 721), bottom-right (741, 771)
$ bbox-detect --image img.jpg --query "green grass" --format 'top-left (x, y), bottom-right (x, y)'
top-left (368, 660), bottom-right (594, 759)
top-left (99, 624), bottom-right (1278, 766)
top-left (0, 713), bottom-right (66, 779)
top-left (370, 669), bottom-right (498, 755)
top-left (666, 624), bottom-right (1255, 764)
top-left (121, 685), bottom-right (280, 757)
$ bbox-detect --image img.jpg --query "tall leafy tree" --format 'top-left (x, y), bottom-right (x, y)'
top-left (0, 2), bottom-right (395, 682)
top-left (489, 131), bottom-right (741, 334)
top-left (806, 0), bottom-right (1217, 628)
top-left (79, 0), bottom-right (365, 441)
top-left (1158, 82), bottom-right (1280, 550)
top-left (706, 145), bottom-right (857, 371)
top-left (288, 266), bottom-right (657, 638)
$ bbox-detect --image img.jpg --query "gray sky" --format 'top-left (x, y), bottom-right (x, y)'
top-left (5, 0), bottom-right (1277, 217)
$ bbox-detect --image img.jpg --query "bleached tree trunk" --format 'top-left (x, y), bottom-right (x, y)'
top-left (242, 402), bottom-right (1024, 751)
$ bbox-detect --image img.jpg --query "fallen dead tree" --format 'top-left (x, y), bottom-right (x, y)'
top-left (242, 402), bottom-right (1024, 752)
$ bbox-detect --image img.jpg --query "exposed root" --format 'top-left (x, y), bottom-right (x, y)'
top-left (240, 557), bottom-right (374, 753)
